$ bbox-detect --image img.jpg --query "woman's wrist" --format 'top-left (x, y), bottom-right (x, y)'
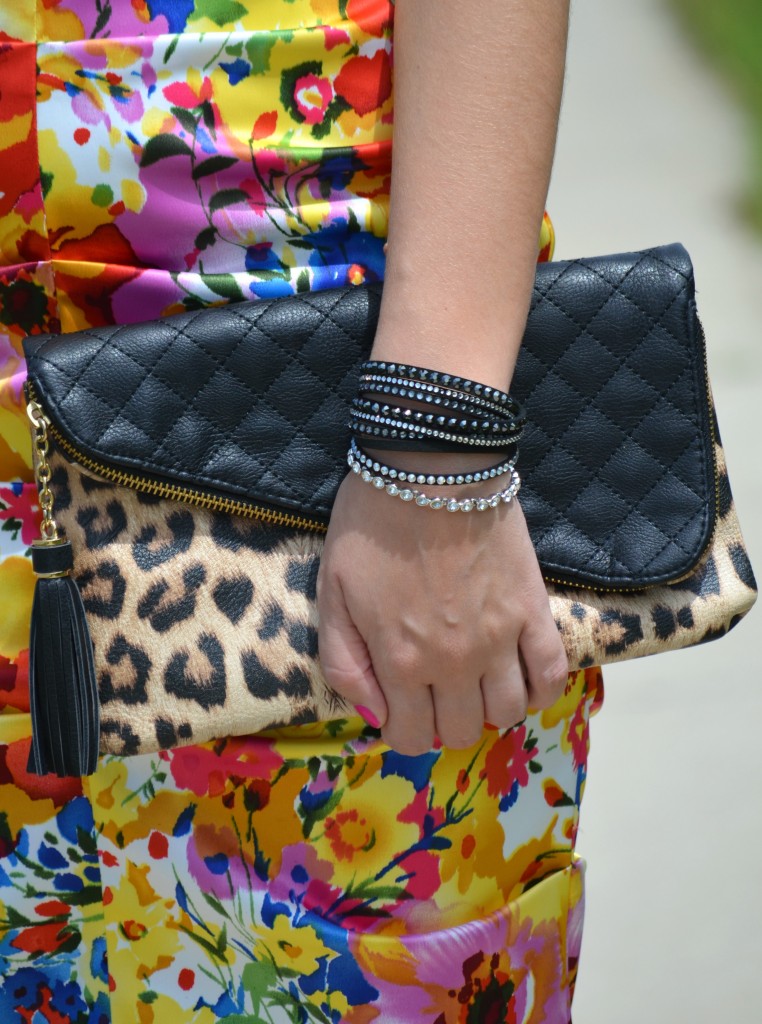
top-left (369, 305), bottom-right (527, 393)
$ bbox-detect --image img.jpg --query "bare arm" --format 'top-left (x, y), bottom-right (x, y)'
top-left (317, 0), bottom-right (571, 755)
top-left (375, 0), bottom-right (569, 386)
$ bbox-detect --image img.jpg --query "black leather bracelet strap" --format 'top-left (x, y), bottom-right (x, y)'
top-left (358, 374), bottom-right (522, 422)
top-left (350, 412), bottom-right (520, 451)
top-left (351, 398), bottom-right (518, 437)
top-left (360, 361), bottom-right (524, 420)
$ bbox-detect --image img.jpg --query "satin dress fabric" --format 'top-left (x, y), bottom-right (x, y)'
top-left (0, 2), bottom-right (602, 1022)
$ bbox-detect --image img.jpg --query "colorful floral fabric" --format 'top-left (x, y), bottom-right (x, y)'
top-left (0, 2), bottom-right (590, 1021)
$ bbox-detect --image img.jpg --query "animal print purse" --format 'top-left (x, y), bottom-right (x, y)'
top-left (22, 244), bottom-right (757, 777)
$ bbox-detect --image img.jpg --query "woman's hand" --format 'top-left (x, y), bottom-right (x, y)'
top-left (316, 468), bottom-right (569, 755)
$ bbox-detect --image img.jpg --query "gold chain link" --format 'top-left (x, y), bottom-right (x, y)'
top-left (27, 399), bottom-right (59, 542)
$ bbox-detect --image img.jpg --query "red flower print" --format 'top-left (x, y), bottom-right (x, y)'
top-left (11, 922), bottom-right (68, 955)
top-left (293, 73), bottom-right (334, 125)
top-left (252, 111), bottom-right (278, 140)
top-left (324, 808), bottom-right (374, 862)
top-left (121, 920), bottom-right (147, 941)
top-left (169, 738), bottom-right (281, 797)
top-left (346, 0), bottom-right (393, 35)
top-left (347, 263), bottom-right (365, 285)
top-left (0, 487), bottom-right (41, 544)
top-left (567, 699), bottom-right (589, 770)
top-left (481, 725), bottom-right (538, 799)
top-left (148, 831), bottom-right (168, 858)
top-left (35, 900), bottom-right (70, 918)
top-left (1, 737), bottom-right (82, 805)
top-left (543, 780), bottom-right (574, 808)
top-left (334, 51), bottom-right (392, 117)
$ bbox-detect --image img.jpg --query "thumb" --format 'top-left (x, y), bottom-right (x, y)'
top-left (317, 572), bottom-right (388, 729)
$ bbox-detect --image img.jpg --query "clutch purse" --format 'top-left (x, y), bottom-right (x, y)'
top-left (22, 243), bottom-right (757, 776)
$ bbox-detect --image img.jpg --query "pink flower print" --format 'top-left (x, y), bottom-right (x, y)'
top-left (0, 485), bottom-right (42, 545)
top-left (293, 73), bottom-right (334, 125)
top-left (168, 735), bottom-right (283, 797)
top-left (481, 725), bottom-right (539, 804)
top-left (567, 696), bottom-right (590, 770)
top-left (321, 25), bottom-right (352, 50)
top-left (163, 76), bottom-right (213, 110)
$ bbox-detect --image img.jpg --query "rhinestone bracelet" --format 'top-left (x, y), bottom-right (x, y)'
top-left (360, 361), bottom-right (522, 417)
top-left (359, 374), bottom-right (519, 421)
top-left (348, 440), bottom-right (516, 487)
top-left (353, 461), bottom-right (522, 512)
top-left (350, 410), bottom-right (515, 449)
top-left (351, 398), bottom-right (518, 437)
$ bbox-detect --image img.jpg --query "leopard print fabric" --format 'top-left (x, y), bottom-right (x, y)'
top-left (48, 451), bottom-right (349, 756)
top-left (46, 432), bottom-right (755, 759)
top-left (549, 437), bottom-right (756, 666)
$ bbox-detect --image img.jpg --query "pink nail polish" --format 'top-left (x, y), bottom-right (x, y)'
top-left (356, 705), bottom-right (380, 729)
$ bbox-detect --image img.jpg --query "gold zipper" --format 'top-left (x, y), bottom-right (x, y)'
top-left (25, 383), bottom-right (328, 535)
top-left (27, 330), bottom-right (721, 594)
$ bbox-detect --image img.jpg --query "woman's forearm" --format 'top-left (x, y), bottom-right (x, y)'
top-left (373, 0), bottom-right (570, 390)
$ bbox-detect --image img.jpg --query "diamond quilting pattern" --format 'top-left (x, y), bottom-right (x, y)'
top-left (24, 244), bottom-right (716, 589)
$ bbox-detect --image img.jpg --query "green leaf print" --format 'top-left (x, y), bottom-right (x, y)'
top-left (172, 107), bottom-right (199, 135)
top-left (243, 958), bottom-right (277, 1013)
top-left (209, 188), bottom-right (250, 213)
top-left (163, 35), bottom-right (180, 63)
top-left (205, 274), bottom-right (245, 300)
top-left (200, 100), bottom-right (217, 137)
top-left (216, 922), bottom-right (228, 956)
top-left (92, 0), bottom-right (112, 38)
top-left (140, 134), bottom-right (193, 168)
top-left (194, 0), bottom-right (248, 26)
top-left (245, 35), bottom-right (277, 75)
top-left (192, 155), bottom-right (239, 180)
top-left (195, 227), bottom-right (218, 251)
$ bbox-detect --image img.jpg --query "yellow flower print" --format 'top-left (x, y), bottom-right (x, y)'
top-left (86, 756), bottom-right (188, 847)
top-left (539, 668), bottom-right (588, 731)
top-left (256, 914), bottom-right (332, 977)
top-left (311, 770), bottom-right (419, 885)
top-left (104, 859), bottom-right (182, 1002)
top-left (0, 557), bottom-right (34, 659)
top-left (191, 763), bottom-right (308, 880)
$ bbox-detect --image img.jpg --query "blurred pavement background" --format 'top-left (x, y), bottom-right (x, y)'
top-left (546, 1), bottom-right (762, 1021)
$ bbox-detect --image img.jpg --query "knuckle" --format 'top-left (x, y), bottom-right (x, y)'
top-left (320, 662), bottom-right (360, 699)
top-left (437, 723), bottom-right (483, 751)
top-left (487, 693), bottom-right (528, 731)
top-left (382, 731), bottom-right (433, 758)
top-left (536, 653), bottom-right (571, 706)
top-left (440, 733), bottom-right (481, 757)
top-left (386, 645), bottom-right (423, 680)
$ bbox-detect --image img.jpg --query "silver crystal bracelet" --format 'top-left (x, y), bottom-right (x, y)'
top-left (348, 439), bottom-right (516, 486)
top-left (348, 451), bottom-right (522, 511)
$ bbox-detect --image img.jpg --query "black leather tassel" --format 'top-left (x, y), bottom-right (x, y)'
top-left (27, 539), bottom-right (99, 777)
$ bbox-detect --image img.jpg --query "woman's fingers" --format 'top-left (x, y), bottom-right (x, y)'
top-left (518, 610), bottom-right (570, 710)
top-left (317, 568), bottom-right (388, 729)
top-left (480, 661), bottom-right (529, 730)
top-left (432, 678), bottom-right (485, 750)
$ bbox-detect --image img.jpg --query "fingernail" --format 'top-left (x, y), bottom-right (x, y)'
top-left (356, 705), bottom-right (380, 729)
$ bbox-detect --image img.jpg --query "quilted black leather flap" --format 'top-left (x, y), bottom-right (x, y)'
top-left (24, 243), bottom-right (716, 590)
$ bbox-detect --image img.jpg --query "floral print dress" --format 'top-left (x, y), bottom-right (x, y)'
top-left (0, 2), bottom-right (602, 1022)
